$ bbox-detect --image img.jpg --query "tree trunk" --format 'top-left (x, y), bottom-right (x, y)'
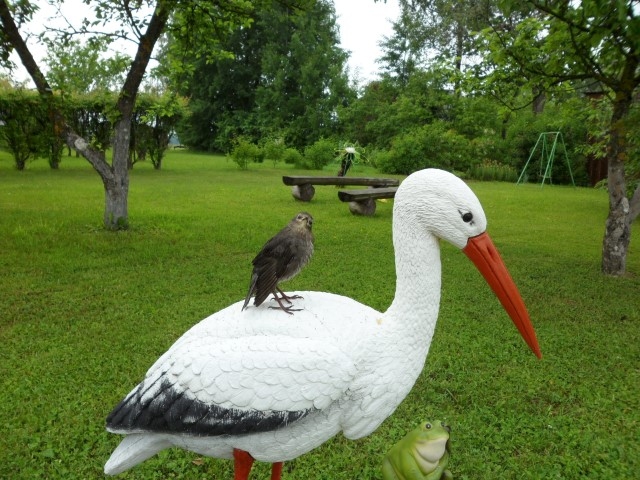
top-left (104, 117), bottom-right (132, 229)
top-left (453, 22), bottom-right (464, 95)
top-left (532, 84), bottom-right (546, 114)
top-left (601, 92), bottom-right (632, 276)
top-left (0, 0), bottom-right (172, 230)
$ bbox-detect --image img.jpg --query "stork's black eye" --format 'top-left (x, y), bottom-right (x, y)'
top-left (462, 212), bottom-right (473, 223)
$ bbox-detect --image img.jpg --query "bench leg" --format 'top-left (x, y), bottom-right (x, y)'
top-left (348, 198), bottom-right (376, 216)
top-left (291, 184), bottom-right (315, 202)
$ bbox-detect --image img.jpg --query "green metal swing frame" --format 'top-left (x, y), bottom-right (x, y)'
top-left (516, 131), bottom-right (576, 187)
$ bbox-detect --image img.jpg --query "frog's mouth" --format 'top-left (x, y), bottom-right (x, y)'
top-left (413, 436), bottom-right (449, 471)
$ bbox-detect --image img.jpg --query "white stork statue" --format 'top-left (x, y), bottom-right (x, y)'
top-left (104, 168), bottom-right (541, 479)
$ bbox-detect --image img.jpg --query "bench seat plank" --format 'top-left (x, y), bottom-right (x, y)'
top-left (337, 187), bottom-right (398, 202)
top-left (283, 176), bottom-right (399, 187)
top-left (338, 187), bottom-right (398, 215)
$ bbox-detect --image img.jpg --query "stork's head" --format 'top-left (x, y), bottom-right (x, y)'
top-left (395, 168), bottom-right (541, 358)
top-left (394, 168), bottom-right (487, 248)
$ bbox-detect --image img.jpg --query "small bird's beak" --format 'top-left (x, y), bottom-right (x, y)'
top-left (463, 232), bottom-right (542, 359)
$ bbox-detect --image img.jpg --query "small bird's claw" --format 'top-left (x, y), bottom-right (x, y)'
top-left (276, 289), bottom-right (304, 303)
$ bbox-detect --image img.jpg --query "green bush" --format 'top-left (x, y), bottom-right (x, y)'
top-left (0, 89), bottom-right (49, 170)
top-left (261, 136), bottom-right (287, 166)
top-left (303, 137), bottom-right (335, 170)
top-left (363, 147), bottom-right (383, 169)
top-left (468, 136), bottom-right (511, 166)
top-left (282, 147), bottom-right (303, 165)
top-left (452, 96), bottom-right (503, 139)
top-left (229, 137), bottom-right (262, 170)
top-left (469, 160), bottom-right (519, 182)
top-left (378, 122), bottom-right (472, 175)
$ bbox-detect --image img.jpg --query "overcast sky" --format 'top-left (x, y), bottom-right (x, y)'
top-left (7, 0), bottom-right (400, 86)
top-left (334, 0), bottom-right (400, 82)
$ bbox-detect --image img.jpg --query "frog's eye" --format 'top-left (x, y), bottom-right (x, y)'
top-left (424, 422), bottom-right (432, 429)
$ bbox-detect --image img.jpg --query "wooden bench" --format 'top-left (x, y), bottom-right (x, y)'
top-left (338, 187), bottom-right (398, 216)
top-left (282, 175), bottom-right (399, 202)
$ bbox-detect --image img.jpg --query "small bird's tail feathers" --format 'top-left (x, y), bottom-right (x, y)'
top-left (241, 274), bottom-right (258, 311)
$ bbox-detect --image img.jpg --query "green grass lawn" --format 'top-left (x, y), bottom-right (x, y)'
top-left (1, 150), bottom-right (638, 479)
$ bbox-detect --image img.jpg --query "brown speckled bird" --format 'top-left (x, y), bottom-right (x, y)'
top-left (242, 212), bottom-right (314, 314)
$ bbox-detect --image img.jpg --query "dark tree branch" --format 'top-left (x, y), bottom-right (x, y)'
top-left (0, 0), bottom-right (50, 93)
top-left (121, 0), bottom-right (144, 39)
top-left (564, 22), bottom-right (612, 88)
top-left (0, 0), bottom-right (113, 177)
top-left (117, 1), bottom-right (173, 116)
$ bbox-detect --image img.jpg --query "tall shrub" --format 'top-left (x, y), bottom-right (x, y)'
top-left (0, 89), bottom-right (47, 170)
top-left (229, 137), bottom-right (262, 169)
top-left (261, 136), bottom-right (286, 166)
top-left (302, 138), bottom-right (335, 170)
top-left (378, 122), bottom-right (472, 175)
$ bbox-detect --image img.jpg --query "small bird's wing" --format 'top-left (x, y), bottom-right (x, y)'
top-left (278, 230), bottom-right (314, 282)
top-left (242, 232), bottom-right (291, 308)
top-left (251, 258), bottom-right (283, 306)
top-left (106, 328), bottom-right (356, 437)
top-left (250, 233), bottom-right (297, 306)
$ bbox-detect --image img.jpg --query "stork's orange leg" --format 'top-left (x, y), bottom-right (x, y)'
top-left (233, 449), bottom-right (254, 480)
top-left (271, 462), bottom-right (283, 480)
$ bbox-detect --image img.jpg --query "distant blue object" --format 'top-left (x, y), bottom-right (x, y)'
top-left (169, 133), bottom-right (180, 145)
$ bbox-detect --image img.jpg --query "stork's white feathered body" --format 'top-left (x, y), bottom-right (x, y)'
top-left (105, 169), bottom-right (541, 477)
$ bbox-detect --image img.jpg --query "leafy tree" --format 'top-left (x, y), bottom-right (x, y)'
top-left (44, 38), bottom-right (129, 93)
top-left (381, 0), bottom-right (497, 90)
top-left (0, 0), bottom-right (299, 230)
top-left (131, 92), bottom-right (187, 169)
top-left (337, 78), bottom-right (401, 149)
top-left (256, 1), bottom-right (352, 149)
top-left (1, 0), bottom-right (171, 228)
top-left (481, 0), bottom-right (640, 275)
top-left (343, 68), bottom-right (461, 152)
top-left (261, 136), bottom-right (287, 166)
top-left (172, 14), bottom-right (264, 152)
top-left (378, 12), bottom-right (420, 85)
top-left (176, 0), bottom-right (352, 152)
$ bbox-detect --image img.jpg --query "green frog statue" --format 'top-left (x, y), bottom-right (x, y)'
top-left (382, 421), bottom-right (453, 480)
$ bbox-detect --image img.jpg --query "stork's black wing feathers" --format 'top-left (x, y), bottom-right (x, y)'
top-left (106, 378), bottom-right (313, 436)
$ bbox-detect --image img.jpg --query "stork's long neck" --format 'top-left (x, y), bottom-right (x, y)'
top-left (384, 214), bottom-right (442, 349)
top-left (339, 210), bottom-right (445, 439)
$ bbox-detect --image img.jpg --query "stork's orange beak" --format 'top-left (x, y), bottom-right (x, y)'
top-left (463, 232), bottom-right (542, 359)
